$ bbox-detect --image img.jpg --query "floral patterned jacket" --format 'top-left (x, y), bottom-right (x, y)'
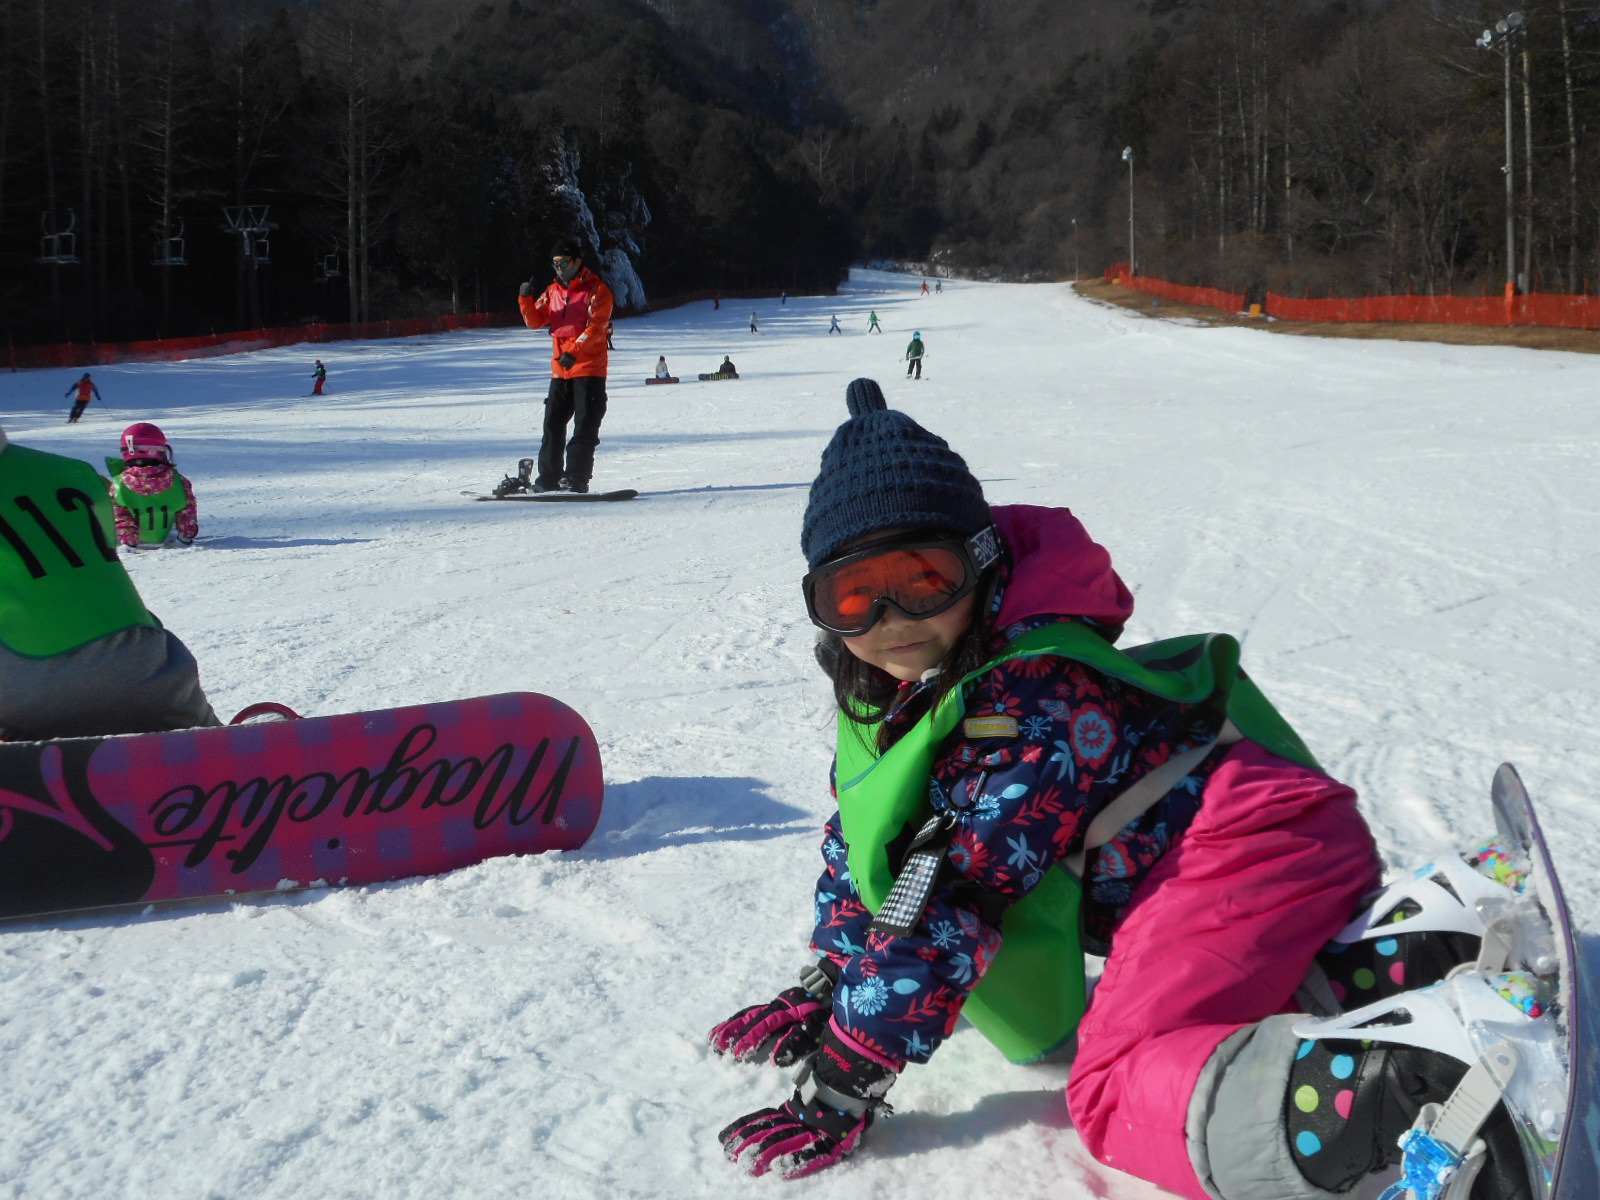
top-left (110, 464), bottom-right (198, 548)
top-left (809, 505), bottom-right (1225, 1066)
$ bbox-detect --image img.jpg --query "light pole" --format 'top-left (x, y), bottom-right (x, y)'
top-left (1121, 147), bottom-right (1135, 275)
top-left (1477, 12), bottom-right (1524, 293)
top-left (1071, 217), bottom-right (1079, 281)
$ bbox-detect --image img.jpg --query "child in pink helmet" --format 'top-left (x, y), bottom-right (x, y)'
top-left (106, 422), bottom-right (199, 549)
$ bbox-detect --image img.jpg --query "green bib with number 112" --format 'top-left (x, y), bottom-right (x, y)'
top-left (0, 444), bottom-right (155, 657)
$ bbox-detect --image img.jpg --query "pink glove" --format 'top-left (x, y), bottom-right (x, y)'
top-left (708, 987), bottom-right (827, 1066)
top-left (719, 1088), bottom-right (873, 1179)
top-left (719, 1021), bottom-right (898, 1179)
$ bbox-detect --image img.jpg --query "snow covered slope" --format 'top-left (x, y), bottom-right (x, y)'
top-left (1, 270), bottom-right (1595, 1199)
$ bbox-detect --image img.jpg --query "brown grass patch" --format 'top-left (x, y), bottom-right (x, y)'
top-left (1073, 278), bottom-right (1600, 354)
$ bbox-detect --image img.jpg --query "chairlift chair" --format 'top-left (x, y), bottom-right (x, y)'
top-left (38, 211), bottom-right (80, 265)
top-left (151, 217), bottom-right (187, 266)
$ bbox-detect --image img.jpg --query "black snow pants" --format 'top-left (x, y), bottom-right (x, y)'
top-left (537, 375), bottom-right (609, 487)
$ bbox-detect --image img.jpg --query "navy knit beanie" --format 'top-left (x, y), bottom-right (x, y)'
top-left (801, 378), bottom-right (990, 570)
top-left (550, 236), bottom-right (585, 260)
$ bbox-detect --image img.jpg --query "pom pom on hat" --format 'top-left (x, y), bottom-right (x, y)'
top-left (801, 378), bottom-right (990, 570)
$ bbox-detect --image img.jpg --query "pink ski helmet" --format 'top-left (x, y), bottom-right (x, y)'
top-left (120, 422), bottom-right (173, 464)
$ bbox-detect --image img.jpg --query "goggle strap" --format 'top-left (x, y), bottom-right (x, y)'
top-left (966, 525), bottom-right (1001, 572)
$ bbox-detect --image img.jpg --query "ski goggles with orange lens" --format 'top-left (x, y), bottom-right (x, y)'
top-left (803, 527), bottom-right (1002, 636)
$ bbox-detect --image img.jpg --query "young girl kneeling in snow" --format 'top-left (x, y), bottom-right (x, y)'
top-left (709, 379), bottom-right (1533, 1200)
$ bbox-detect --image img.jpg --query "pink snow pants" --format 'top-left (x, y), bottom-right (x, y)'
top-left (1065, 741), bottom-right (1381, 1200)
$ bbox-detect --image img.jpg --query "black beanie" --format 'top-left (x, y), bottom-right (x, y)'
top-left (801, 378), bottom-right (990, 570)
top-left (550, 236), bottom-right (585, 260)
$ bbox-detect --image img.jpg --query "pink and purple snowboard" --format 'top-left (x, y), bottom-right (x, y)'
top-left (0, 692), bottom-right (602, 920)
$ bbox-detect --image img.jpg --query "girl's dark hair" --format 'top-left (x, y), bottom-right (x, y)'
top-left (814, 563), bottom-right (1002, 752)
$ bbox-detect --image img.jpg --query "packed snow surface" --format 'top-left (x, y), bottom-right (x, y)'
top-left (1, 271), bottom-right (1596, 1199)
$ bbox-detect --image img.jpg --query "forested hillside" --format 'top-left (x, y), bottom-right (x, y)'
top-left (9, 0), bottom-right (1600, 347)
top-left (0, 0), bottom-right (854, 347)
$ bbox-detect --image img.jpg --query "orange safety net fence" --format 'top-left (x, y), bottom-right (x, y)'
top-left (8, 284), bottom-right (840, 372)
top-left (1104, 267), bottom-right (1600, 330)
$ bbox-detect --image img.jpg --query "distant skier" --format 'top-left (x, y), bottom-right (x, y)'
top-left (713, 291), bottom-right (721, 310)
top-left (904, 331), bottom-right (925, 379)
top-left (515, 236), bottom-right (615, 494)
top-left (828, 315), bottom-right (842, 335)
top-left (781, 291), bottom-right (788, 305)
top-left (920, 279), bottom-right (929, 295)
top-left (867, 311), bottom-right (882, 333)
top-left (311, 360), bottom-right (327, 396)
top-left (107, 423), bottom-right (199, 549)
top-left (935, 280), bottom-right (943, 294)
top-left (64, 373), bottom-right (100, 424)
top-left (750, 312), bottom-right (760, 334)
top-left (0, 425), bottom-right (219, 740)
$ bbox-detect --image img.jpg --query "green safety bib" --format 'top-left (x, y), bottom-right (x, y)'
top-left (834, 621), bottom-right (1317, 1062)
top-left (107, 460), bottom-right (188, 546)
top-left (0, 444), bottom-right (156, 657)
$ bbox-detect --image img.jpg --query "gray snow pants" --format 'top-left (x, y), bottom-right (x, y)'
top-left (0, 625), bottom-right (221, 741)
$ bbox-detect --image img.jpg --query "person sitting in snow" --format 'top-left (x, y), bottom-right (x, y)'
top-left (718, 356), bottom-right (738, 379)
top-left (655, 356), bottom-right (672, 380)
top-left (0, 425), bottom-right (219, 740)
top-left (709, 378), bottom-right (1543, 1200)
top-left (106, 423), bottom-right (199, 549)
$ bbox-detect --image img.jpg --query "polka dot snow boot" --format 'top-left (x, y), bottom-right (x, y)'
top-left (1284, 970), bottom-right (1564, 1200)
top-left (1304, 838), bottom-right (1556, 1015)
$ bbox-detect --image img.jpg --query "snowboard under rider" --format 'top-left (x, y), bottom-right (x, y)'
top-left (708, 379), bottom-right (1541, 1200)
top-left (106, 423), bottom-right (199, 549)
top-left (0, 426), bottom-right (219, 740)
top-left (516, 236), bottom-right (615, 494)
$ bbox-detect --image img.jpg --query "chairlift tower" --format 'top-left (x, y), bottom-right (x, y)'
top-left (222, 205), bottom-right (275, 264)
top-left (223, 205), bottom-right (276, 329)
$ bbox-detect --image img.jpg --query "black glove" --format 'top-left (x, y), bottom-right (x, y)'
top-left (719, 1026), bottom-right (897, 1179)
top-left (557, 352), bottom-right (576, 369)
top-left (518, 280), bottom-right (534, 297)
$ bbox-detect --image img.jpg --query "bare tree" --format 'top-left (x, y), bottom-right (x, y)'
top-left (303, 0), bottom-right (403, 326)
